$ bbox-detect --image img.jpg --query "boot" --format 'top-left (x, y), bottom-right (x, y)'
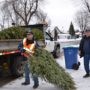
top-left (21, 82), bottom-right (30, 85)
top-left (33, 84), bottom-right (39, 89)
top-left (83, 73), bottom-right (90, 78)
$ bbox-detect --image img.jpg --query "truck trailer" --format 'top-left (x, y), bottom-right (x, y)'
top-left (0, 24), bottom-right (61, 77)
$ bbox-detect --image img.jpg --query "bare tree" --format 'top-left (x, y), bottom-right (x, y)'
top-left (74, 0), bottom-right (90, 31)
top-left (1, 0), bottom-right (45, 26)
top-left (0, 15), bottom-right (5, 30)
top-left (1, 0), bottom-right (15, 25)
top-left (75, 10), bottom-right (90, 31)
top-left (83, 0), bottom-right (90, 12)
top-left (0, 11), bottom-right (9, 30)
top-left (36, 10), bottom-right (47, 22)
top-left (35, 10), bottom-right (51, 26)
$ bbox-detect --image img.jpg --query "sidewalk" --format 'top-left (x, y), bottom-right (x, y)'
top-left (0, 77), bottom-right (60, 90)
top-left (57, 55), bottom-right (90, 90)
top-left (0, 55), bottom-right (90, 90)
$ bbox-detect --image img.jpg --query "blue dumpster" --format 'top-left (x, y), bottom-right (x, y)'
top-left (63, 46), bottom-right (78, 69)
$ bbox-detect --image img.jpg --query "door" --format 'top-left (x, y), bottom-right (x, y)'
top-left (45, 32), bottom-right (54, 52)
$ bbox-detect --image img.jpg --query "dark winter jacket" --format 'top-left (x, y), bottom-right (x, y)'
top-left (18, 40), bottom-right (39, 53)
top-left (79, 36), bottom-right (90, 57)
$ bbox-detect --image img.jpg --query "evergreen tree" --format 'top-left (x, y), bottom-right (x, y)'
top-left (29, 48), bottom-right (76, 90)
top-left (69, 22), bottom-right (75, 36)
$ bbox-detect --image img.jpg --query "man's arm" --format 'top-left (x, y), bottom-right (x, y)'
top-left (18, 42), bottom-right (25, 53)
top-left (79, 38), bottom-right (84, 58)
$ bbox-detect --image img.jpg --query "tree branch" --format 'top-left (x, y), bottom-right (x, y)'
top-left (12, 2), bottom-right (25, 23)
top-left (26, 2), bottom-right (34, 17)
top-left (27, 0), bottom-right (38, 24)
top-left (24, 1), bottom-right (27, 23)
top-left (84, 0), bottom-right (90, 12)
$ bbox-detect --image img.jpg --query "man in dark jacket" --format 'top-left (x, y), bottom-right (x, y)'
top-left (79, 29), bottom-right (90, 78)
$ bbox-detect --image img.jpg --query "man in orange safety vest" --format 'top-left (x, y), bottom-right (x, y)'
top-left (18, 31), bottom-right (39, 89)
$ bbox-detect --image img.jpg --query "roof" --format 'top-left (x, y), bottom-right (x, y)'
top-left (51, 26), bottom-right (64, 34)
top-left (21, 24), bottom-right (46, 28)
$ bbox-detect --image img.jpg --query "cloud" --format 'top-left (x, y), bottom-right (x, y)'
top-left (44, 0), bottom-right (79, 31)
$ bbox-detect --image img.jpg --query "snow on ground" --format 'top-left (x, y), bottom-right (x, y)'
top-left (0, 54), bottom-right (90, 90)
top-left (57, 38), bottom-right (81, 42)
top-left (0, 77), bottom-right (60, 90)
top-left (57, 55), bottom-right (90, 90)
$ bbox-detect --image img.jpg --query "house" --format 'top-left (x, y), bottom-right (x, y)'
top-left (50, 26), bottom-right (64, 38)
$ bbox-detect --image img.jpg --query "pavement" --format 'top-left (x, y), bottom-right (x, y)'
top-left (0, 77), bottom-right (60, 90)
top-left (0, 55), bottom-right (90, 90)
top-left (57, 55), bottom-right (90, 90)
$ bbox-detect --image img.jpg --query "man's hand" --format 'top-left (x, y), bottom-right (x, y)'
top-left (78, 51), bottom-right (81, 56)
top-left (20, 48), bottom-right (26, 53)
top-left (25, 51), bottom-right (33, 57)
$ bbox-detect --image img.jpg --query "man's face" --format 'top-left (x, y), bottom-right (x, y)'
top-left (27, 33), bottom-right (33, 40)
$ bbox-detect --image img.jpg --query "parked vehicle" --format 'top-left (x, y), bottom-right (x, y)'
top-left (58, 34), bottom-right (71, 39)
top-left (0, 39), bottom-right (23, 77)
top-left (0, 24), bottom-right (61, 77)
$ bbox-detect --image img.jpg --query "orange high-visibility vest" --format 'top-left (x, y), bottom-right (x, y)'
top-left (22, 38), bottom-right (35, 58)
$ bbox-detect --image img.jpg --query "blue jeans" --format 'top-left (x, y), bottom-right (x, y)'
top-left (32, 74), bottom-right (39, 85)
top-left (24, 61), bottom-right (39, 85)
top-left (84, 55), bottom-right (90, 74)
top-left (24, 62), bottom-right (30, 83)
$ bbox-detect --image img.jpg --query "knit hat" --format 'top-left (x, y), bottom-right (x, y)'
top-left (26, 30), bottom-right (33, 35)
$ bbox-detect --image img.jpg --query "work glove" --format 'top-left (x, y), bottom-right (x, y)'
top-left (20, 48), bottom-right (26, 53)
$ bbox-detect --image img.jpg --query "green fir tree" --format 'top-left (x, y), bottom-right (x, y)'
top-left (69, 22), bottom-right (75, 36)
top-left (29, 48), bottom-right (76, 90)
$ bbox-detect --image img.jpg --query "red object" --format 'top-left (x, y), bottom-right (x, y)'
top-left (21, 53), bottom-right (29, 58)
top-left (0, 50), bottom-right (20, 56)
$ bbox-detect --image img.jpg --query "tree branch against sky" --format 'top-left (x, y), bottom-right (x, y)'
top-left (75, 10), bottom-right (90, 31)
top-left (1, 0), bottom-right (46, 26)
top-left (73, 0), bottom-right (90, 31)
top-left (0, 0), bottom-right (81, 31)
top-left (83, 0), bottom-right (90, 12)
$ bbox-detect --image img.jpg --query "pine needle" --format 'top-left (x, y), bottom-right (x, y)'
top-left (29, 48), bottom-right (76, 90)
